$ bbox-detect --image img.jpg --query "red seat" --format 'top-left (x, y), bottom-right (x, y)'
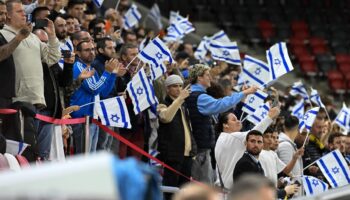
top-left (289, 37), bottom-right (305, 46)
top-left (261, 29), bottom-right (275, 40)
top-left (293, 30), bottom-right (310, 40)
top-left (344, 73), bottom-right (350, 81)
top-left (309, 37), bottom-right (326, 47)
top-left (327, 69), bottom-right (344, 81)
top-left (258, 20), bottom-right (274, 31)
top-left (292, 45), bottom-right (310, 57)
top-left (291, 20), bottom-right (309, 32)
top-left (339, 63), bottom-right (350, 74)
top-left (300, 60), bottom-right (318, 76)
top-left (335, 54), bottom-right (350, 65)
top-left (312, 45), bottom-right (328, 55)
top-left (297, 54), bottom-right (314, 63)
top-left (329, 79), bottom-right (347, 94)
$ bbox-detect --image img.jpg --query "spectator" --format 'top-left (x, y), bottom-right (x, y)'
top-left (277, 116), bottom-right (304, 178)
top-left (157, 75), bottom-right (196, 190)
top-left (233, 130), bottom-right (265, 182)
top-left (32, 6), bottom-right (50, 21)
top-left (327, 132), bottom-right (346, 153)
top-left (70, 40), bottom-right (118, 153)
top-left (0, 1), bottom-right (6, 29)
top-left (122, 30), bottom-right (137, 45)
top-left (186, 64), bottom-right (258, 183)
top-left (215, 107), bottom-right (280, 189)
top-left (71, 30), bottom-right (92, 50)
top-left (81, 10), bottom-right (96, 31)
top-left (66, 0), bottom-right (84, 22)
top-left (88, 18), bottom-right (106, 41)
top-left (62, 14), bottom-right (75, 37)
top-left (172, 183), bottom-right (219, 200)
top-left (54, 15), bottom-right (74, 69)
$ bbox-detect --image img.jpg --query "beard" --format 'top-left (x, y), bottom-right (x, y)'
top-left (247, 148), bottom-right (261, 156)
top-left (56, 31), bottom-right (67, 40)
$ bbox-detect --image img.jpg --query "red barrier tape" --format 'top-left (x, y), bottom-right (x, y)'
top-left (92, 119), bottom-right (201, 184)
top-left (0, 109), bottom-right (86, 125)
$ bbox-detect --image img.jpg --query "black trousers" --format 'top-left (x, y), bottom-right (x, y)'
top-left (163, 156), bottom-right (192, 200)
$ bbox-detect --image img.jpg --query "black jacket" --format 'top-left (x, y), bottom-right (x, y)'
top-left (158, 95), bottom-right (197, 162)
top-left (233, 152), bottom-right (265, 182)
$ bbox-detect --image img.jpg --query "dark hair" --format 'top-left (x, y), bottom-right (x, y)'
top-left (121, 30), bottom-right (136, 41)
top-left (67, 0), bottom-right (85, 9)
top-left (175, 51), bottom-right (189, 61)
top-left (61, 14), bottom-right (74, 21)
top-left (120, 43), bottom-right (138, 56)
top-left (96, 37), bottom-right (113, 50)
top-left (0, 1), bottom-right (5, 6)
top-left (88, 18), bottom-right (105, 31)
top-left (32, 6), bottom-right (49, 20)
top-left (206, 81), bottom-right (225, 99)
top-left (328, 132), bottom-right (344, 144)
top-left (76, 40), bottom-right (91, 51)
top-left (5, 0), bottom-right (21, 13)
top-left (284, 115), bottom-right (299, 131)
top-left (264, 126), bottom-right (274, 135)
top-left (246, 130), bottom-right (263, 142)
top-left (216, 112), bottom-right (232, 134)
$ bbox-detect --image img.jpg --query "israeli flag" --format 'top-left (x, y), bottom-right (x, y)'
top-left (59, 39), bottom-right (73, 69)
top-left (209, 40), bottom-right (241, 65)
top-left (92, 0), bottom-right (104, 8)
top-left (209, 30), bottom-right (231, 43)
top-left (316, 149), bottom-right (350, 188)
top-left (194, 38), bottom-right (208, 61)
top-left (95, 96), bottom-right (131, 129)
top-left (164, 18), bottom-right (194, 42)
top-left (266, 42), bottom-right (294, 81)
top-left (148, 3), bottom-right (162, 30)
top-left (334, 103), bottom-right (350, 132)
top-left (310, 88), bottom-right (325, 108)
top-left (127, 68), bottom-right (158, 115)
top-left (290, 81), bottom-right (309, 101)
top-left (123, 4), bottom-right (142, 30)
top-left (241, 55), bottom-right (270, 89)
top-left (138, 37), bottom-right (173, 80)
top-left (149, 149), bottom-right (161, 167)
top-left (302, 175), bottom-right (328, 196)
top-left (292, 99), bottom-right (305, 122)
top-left (169, 11), bottom-right (182, 24)
top-left (299, 107), bottom-right (320, 132)
top-left (242, 90), bottom-right (268, 115)
top-left (247, 103), bottom-right (270, 125)
top-left (233, 74), bottom-right (245, 91)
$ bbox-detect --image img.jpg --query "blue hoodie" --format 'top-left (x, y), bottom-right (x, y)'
top-left (70, 59), bottom-right (116, 118)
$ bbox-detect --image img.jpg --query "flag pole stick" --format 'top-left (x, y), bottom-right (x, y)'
top-left (125, 56), bottom-right (138, 69)
top-left (115, 0), bottom-right (120, 10)
top-left (302, 131), bottom-right (310, 148)
top-left (239, 111), bottom-right (245, 121)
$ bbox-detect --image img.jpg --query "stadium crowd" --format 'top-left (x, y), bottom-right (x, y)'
top-left (0, 0), bottom-right (349, 199)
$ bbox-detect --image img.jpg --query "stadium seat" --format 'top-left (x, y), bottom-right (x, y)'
top-left (335, 54), bottom-right (350, 65)
top-left (291, 20), bottom-right (308, 32)
top-left (300, 60), bottom-right (318, 76)
top-left (309, 37), bottom-right (326, 48)
top-left (338, 63), bottom-right (350, 74)
top-left (327, 69), bottom-right (344, 81)
top-left (312, 45), bottom-right (328, 55)
top-left (329, 79), bottom-right (347, 94)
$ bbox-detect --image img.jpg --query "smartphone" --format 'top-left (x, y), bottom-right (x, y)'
top-left (26, 14), bottom-right (32, 23)
top-left (271, 98), bottom-right (279, 107)
top-left (35, 19), bottom-right (48, 29)
top-left (61, 50), bottom-right (71, 58)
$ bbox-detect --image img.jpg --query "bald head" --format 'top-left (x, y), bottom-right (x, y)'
top-left (33, 29), bottom-right (48, 43)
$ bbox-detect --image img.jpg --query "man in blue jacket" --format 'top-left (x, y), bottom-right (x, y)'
top-left (186, 64), bottom-right (258, 183)
top-left (70, 40), bottom-right (120, 153)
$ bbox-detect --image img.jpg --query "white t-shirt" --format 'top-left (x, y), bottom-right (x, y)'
top-left (259, 149), bottom-right (286, 186)
top-left (215, 117), bottom-right (273, 189)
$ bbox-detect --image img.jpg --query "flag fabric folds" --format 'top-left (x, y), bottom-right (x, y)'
top-left (299, 107), bottom-right (320, 132)
top-left (316, 149), bottom-right (350, 188)
top-left (123, 4), bottom-right (142, 30)
top-left (95, 96), bottom-right (131, 129)
top-left (310, 87), bottom-right (325, 108)
top-left (247, 103), bottom-right (270, 125)
top-left (92, 0), bottom-right (104, 8)
top-left (290, 81), bottom-right (309, 101)
top-left (127, 68), bottom-right (158, 115)
top-left (334, 103), bottom-right (350, 132)
top-left (242, 90), bottom-right (268, 115)
top-left (302, 175), bottom-right (328, 196)
top-left (241, 55), bottom-right (270, 89)
top-left (266, 42), bottom-right (294, 81)
top-left (138, 37), bottom-right (173, 80)
top-left (148, 4), bottom-right (162, 30)
top-left (291, 99), bottom-right (305, 122)
top-left (209, 40), bottom-right (241, 65)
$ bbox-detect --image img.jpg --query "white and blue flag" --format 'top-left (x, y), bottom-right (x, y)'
top-left (299, 107), bottom-right (320, 132)
top-left (127, 68), bottom-right (158, 115)
top-left (241, 55), bottom-right (270, 89)
top-left (302, 175), bottom-right (328, 196)
top-left (209, 40), bottom-right (241, 65)
top-left (242, 90), bottom-right (268, 115)
top-left (292, 99), bottom-right (304, 122)
top-left (169, 11), bottom-right (181, 24)
top-left (164, 18), bottom-right (194, 42)
top-left (316, 149), bottom-right (350, 188)
top-left (290, 81), bottom-right (309, 101)
top-left (147, 3), bottom-right (162, 30)
top-left (93, 0), bottom-right (104, 8)
top-left (194, 38), bottom-right (209, 61)
top-left (123, 4), bottom-right (142, 30)
top-left (266, 42), bottom-right (294, 81)
top-left (310, 88), bottom-right (325, 108)
top-left (247, 103), bottom-right (270, 125)
top-left (95, 96), bottom-right (131, 129)
top-left (149, 149), bottom-right (161, 167)
top-left (138, 37), bottom-right (173, 80)
top-left (334, 103), bottom-right (350, 132)
top-left (209, 30), bottom-right (230, 43)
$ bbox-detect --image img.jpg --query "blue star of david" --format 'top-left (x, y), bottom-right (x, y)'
top-left (312, 179), bottom-right (319, 187)
top-left (249, 97), bottom-right (255, 104)
top-left (332, 166), bottom-right (340, 174)
top-left (155, 52), bottom-right (163, 60)
top-left (255, 67), bottom-right (262, 75)
top-left (223, 50), bottom-right (230, 57)
top-left (110, 114), bottom-right (120, 123)
top-left (274, 58), bottom-right (281, 66)
top-left (261, 111), bottom-right (267, 118)
top-left (303, 114), bottom-right (309, 121)
top-left (136, 87), bottom-right (143, 95)
top-left (297, 113), bottom-right (303, 119)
